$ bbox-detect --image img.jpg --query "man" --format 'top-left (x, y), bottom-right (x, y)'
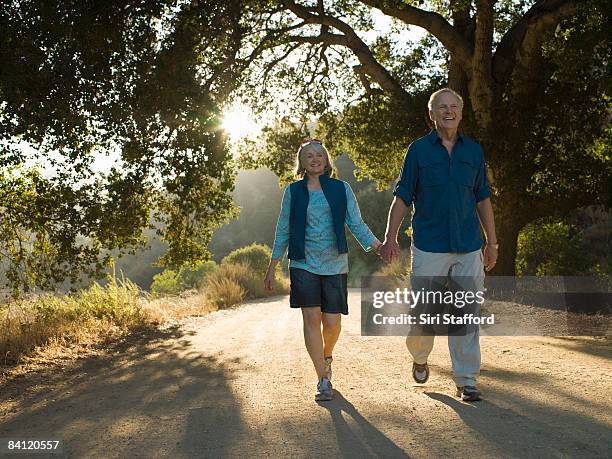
top-left (379, 88), bottom-right (498, 401)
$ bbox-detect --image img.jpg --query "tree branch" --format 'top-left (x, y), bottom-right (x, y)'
top-left (352, 64), bottom-right (384, 97)
top-left (359, 0), bottom-right (473, 73)
top-left (493, 0), bottom-right (577, 88)
top-left (282, 0), bottom-right (410, 102)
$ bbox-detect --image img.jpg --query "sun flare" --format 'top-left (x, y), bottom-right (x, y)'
top-left (221, 105), bottom-right (261, 141)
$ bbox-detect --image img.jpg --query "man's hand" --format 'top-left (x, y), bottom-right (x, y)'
top-left (476, 198), bottom-right (498, 272)
top-left (483, 245), bottom-right (498, 271)
top-left (380, 196), bottom-right (408, 264)
top-left (379, 239), bottom-right (400, 264)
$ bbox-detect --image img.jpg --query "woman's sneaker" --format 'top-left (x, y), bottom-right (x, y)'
top-left (456, 385), bottom-right (482, 401)
top-left (324, 356), bottom-right (333, 381)
top-left (315, 377), bottom-right (333, 401)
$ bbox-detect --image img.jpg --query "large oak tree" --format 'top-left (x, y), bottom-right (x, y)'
top-left (237, 0), bottom-right (611, 274)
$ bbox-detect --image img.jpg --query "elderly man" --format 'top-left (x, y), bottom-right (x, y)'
top-left (380, 88), bottom-right (498, 401)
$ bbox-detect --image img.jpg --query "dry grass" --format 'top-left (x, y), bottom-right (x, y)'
top-left (202, 262), bottom-right (289, 309)
top-left (0, 279), bottom-right (149, 367)
top-left (0, 265), bottom-right (290, 371)
top-left (205, 276), bottom-right (246, 308)
top-left (144, 289), bottom-right (218, 322)
top-left (374, 253), bottom-right (411, 277)
top-left (0, 279), bottom-right (214, 369)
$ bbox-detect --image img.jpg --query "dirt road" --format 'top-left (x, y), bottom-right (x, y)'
top-left (1, 290), bottom-right (611, 458)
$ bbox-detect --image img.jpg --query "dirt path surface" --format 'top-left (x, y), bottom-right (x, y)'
top-left (1, 290), bottom-right (611, 458)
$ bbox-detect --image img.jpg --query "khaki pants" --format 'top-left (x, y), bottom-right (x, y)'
top-left (407, 245), bottom-right (485, 387)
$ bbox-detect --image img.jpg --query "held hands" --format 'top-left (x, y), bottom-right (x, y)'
top-left (378, 238), bottom-right (400, 264)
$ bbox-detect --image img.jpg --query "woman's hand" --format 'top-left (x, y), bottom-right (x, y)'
top-left (371, 240), bottom-right (382, 253)
top-left (264, 259), bottom-right (279, 291)
top-left (264, 268), bottom-right (275, 291)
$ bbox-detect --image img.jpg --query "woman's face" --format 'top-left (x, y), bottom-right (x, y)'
top-left (302, 148), bottom-right (327, 176)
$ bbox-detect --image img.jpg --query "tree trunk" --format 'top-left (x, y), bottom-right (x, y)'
top-left (490, 198), bottom-right (525, 276)
top-left (448, 1), bottom-right (473, 100)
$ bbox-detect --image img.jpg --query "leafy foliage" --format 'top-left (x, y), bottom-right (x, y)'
top-left (516, 217), bottom-right (603, 276)
top-left (237, 119), bottom-right (309, 185)
top-left (150, 269), bottom-right (183, 297)
top-left (150, 259), bottom-right (216, 296)
top-left (222, 243), bottom-right (274, 277)
top-left (0, 0), bottom-right (245, 296)
top-left (178, 260), bottom-right (217, 289)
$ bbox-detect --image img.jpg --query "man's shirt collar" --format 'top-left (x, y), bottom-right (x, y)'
top-left (428, 129), bottom-right (464, 145)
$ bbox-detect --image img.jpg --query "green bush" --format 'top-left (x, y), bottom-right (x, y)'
top-left (222, 243), bottom-right (272, 276)
top-left (66, 279), bottom-right (145, 326)
top-left (151, 260), bottom-right (217, 296)
top-left (150, 270), bottom-right (182, 296)
top-left (516, 219), bottom-right (594, 276)
top-left (177, 260), bottom-right (216, 289)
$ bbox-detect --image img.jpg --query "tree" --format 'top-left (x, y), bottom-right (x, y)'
top-left (2, 0), bottom-right (609, 297)
top-left (236, 0), bottom-right (611, 274)
top-left (0, 0), bottom-right (246, 296)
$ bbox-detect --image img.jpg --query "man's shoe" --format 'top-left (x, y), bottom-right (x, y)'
top-left (412, 362), bottom-right (429, 384)
top-left (456, 385), bottom-right (482, 401)
top-left (324, 356), bottom-right (333, 381)
top-left (315, 377), bottom-right (333, 401)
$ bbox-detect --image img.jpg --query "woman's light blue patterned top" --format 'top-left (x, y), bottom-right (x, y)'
top-left (271, 181), bottom-right (379, 275)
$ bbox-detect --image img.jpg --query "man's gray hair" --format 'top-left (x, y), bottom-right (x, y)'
top-left (428, 88), bottom-right (464, 110)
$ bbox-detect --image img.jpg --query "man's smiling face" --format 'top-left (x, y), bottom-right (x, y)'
top-left (429, 91), bottom-right (463, 131)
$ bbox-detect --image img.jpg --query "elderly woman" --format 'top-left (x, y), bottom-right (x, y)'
top-left (264, 139), bottom-right (381, 401)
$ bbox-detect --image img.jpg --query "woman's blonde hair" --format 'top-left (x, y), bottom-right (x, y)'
top-left (293, 140), bottom-right (335, 178)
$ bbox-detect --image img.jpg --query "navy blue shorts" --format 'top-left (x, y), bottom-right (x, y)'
top-left (289, 268), bottom-right (348, 315)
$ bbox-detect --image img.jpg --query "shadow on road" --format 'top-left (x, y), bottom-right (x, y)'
top-left (424, 365), bottom-right (611, 458)
top-left (548, 336), bottom-right (612, 360)
top-left (318, 390), bottom-right (410, 458)
top-left (0, 325), bottom-right (244, 458)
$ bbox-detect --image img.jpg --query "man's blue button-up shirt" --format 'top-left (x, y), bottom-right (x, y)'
top-left (393, 130), bottom-right (492, 253)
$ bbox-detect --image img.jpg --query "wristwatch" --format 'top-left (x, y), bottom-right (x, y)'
top-left (487, 243), bottom-right (499, 249)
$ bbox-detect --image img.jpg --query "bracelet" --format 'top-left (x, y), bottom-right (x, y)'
top-left (487, 243), bottom-right (499, 249)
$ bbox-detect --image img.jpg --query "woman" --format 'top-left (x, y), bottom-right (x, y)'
top-left (264, 139), bottom-right (381, 401)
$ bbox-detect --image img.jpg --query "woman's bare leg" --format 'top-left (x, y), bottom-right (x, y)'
top-left (322, 312), bottom-right (341, 358)
top-left (301, 307), bottom-right (325, 379)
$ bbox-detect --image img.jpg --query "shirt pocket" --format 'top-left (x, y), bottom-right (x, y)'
top-left (419, 158), bottom-right (448, 187)
top-left (456, 158), bottom-right (478, 188)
